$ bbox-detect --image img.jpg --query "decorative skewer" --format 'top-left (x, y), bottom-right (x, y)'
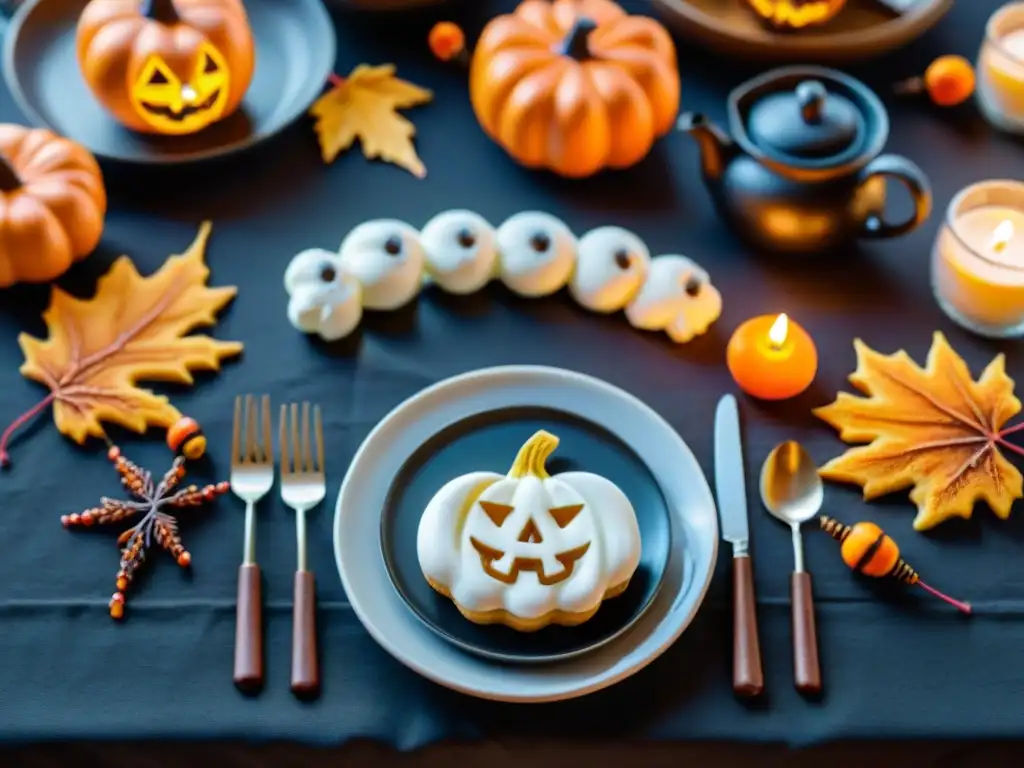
top-left (819, 516), bottom-right (972, 615)
top-left (893, 55), bottom-right (976, 107)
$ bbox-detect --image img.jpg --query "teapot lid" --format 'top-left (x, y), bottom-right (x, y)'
top-left (746, 80), bottom-right (864, 159)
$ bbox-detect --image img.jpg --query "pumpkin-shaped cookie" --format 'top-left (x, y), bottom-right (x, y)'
top-left (0, 125), bottom-right (107, 288)
top-left (417, 430), bottom-right (641, 631)
top-left (745, 0), bottom-right (848, 29)
top-left (470, 0), bottom-right (680, 178)
top-left (76, 0), bottom-right (255, 135)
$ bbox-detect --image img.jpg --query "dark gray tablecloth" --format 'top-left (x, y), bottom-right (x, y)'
top-left (1, 0), bottom-right (1022, 750)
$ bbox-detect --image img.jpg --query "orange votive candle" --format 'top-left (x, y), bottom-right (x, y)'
top-left (726, 313), bottom-right (818, 400)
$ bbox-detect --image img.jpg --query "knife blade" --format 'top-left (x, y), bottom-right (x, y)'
top-left (714, 394), bottom-right (764, 698)
top-left (715, 394), bottom-right (749, 555)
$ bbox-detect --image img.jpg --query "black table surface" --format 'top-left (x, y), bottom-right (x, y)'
top-left (1, 0), bottom-right (1023, 750)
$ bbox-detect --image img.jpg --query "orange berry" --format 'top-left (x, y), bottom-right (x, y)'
top-left (924, 55), bottom-right (975, 107)
top-left (81, 510), bottom-right (95, 525)
top-left (107, 445), bottom-right (121, 461)
top-left (177, 551), bottom-right (192, 567)
top-left (110, 602), bottom-right (125, 619)
top-left (429, 21), bottom-right (466, 62)
top-left (116, 576), bottom-right (128, 591)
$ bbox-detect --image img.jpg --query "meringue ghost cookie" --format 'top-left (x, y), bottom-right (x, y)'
top-left (496, 211), bottom-right (577, 297)
top-left (284, 248), bottom-right (363, 341)
top-left (339, 219), bottom-right (425, 310)
top-left (569, 226), bottom-right (651, 313)
top-left (625, 255), bottom-right (721, 343)
top-left (421, 210), bottom-right (498, 294)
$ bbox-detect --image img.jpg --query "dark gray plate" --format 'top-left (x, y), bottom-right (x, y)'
top-left (653, 0), bottom-right (952, 62)
top-left (380, 406), bottom-right (672, 664)
top-left (1, 0), bottom-right (335, 164)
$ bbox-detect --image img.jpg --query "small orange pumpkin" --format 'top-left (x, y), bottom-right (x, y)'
top-left (0, 125), bottom-right (107, 288)
top-left (76, 0), bottom-right (255, 136)
top-left (744, 0), bottom-right (848, 30)
top-left (469, 0), bottom-right (680, 178)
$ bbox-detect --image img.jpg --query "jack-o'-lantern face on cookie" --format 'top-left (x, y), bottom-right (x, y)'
top-left (416, 430), bottom-right (643, 630)
top-left (129, 43), bottom-right (230, 134)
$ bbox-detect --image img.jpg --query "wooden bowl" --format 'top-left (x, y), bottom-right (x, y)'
top-left (652, 0), bottom-right (954, 63)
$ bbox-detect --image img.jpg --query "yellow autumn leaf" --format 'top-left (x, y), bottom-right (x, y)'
top-left (0, 222), bottom-right (241, 463)
top-left (814, 332), bottom-right (1024, 531)
top-left (309, 64), bottom-right (433, 178)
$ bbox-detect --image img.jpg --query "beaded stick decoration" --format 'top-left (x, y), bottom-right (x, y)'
top-left (820, 516), bottom-right (971, 614)
top-left (61, 446), bottom-right (229, 620)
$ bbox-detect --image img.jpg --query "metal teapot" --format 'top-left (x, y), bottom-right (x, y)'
top-left (678, 66), bottom-right (932, 255)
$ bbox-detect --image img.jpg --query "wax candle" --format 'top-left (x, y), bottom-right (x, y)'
top-left (726, 313), bottom-right (818, 401)
top-left (932, 180), bottom-right (1024, 338)
top-left (977, 3), bottom-right (1024, 133)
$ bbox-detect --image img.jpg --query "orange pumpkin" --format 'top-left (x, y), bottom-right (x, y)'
top-left (0, 125), bottom-right (107, 288)
top-left (76, 0), bottom-right (255, 136)
top-left (744, 0), bottom-right (848, 30)
top-left (469, 0), bottom-right (680, 178)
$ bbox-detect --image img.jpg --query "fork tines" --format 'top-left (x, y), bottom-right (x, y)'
top-left (232, 394), bottom-right (274, 465)
top-left (280, 402), bottom-right (324, 477)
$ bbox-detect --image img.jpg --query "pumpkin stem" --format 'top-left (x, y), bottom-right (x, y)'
top-left (561, 17), bottom-right (598, 60)
top-left (143, 0), bottom-right (180, 24)
top-left (508, 430), bottom-right (559, 479)
top-left (0, 155), bottom-right (21, 193)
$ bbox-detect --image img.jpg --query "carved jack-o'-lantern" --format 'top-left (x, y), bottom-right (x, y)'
top-left (417, 430), bottom-right (642, 631)
top-left (76, 0), bottom-right (255, 135)
top-left (744, 0), bottom-right (848, 29)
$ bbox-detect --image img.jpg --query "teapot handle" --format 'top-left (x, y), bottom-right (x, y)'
top-left (858, 154), bottom-right (933, 239)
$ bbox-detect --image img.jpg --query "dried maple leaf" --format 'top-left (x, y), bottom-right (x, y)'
top-left (814, 332), bottom-right (1024, 531)
top-left (310, 64), bottom-right (433, 178)
top-left (0, 221), bottom-right (241, 465)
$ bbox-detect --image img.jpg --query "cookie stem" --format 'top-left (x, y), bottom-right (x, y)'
top-left (508, 430), bottom-right (559, 479)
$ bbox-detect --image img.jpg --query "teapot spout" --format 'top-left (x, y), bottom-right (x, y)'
top-left (677, 112), bottom-right (734, 180)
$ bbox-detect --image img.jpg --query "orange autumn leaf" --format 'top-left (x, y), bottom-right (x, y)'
top-left (814, 332), bottom-right (1024, 531)
top-left (310, 64), bottom-right (433, 178)
top-left (0, 222), bottom-right (241, 464)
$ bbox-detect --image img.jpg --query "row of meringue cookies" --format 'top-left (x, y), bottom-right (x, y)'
top-left (284, 210), bottom-right (723, 344)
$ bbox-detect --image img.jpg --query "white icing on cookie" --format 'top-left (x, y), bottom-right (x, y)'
top-left (284, 248), bottom-right (362, 341)
top-left (624, 255), bottom-right (721, 343)
top-left (570, 226), bottom-right (651, 313)
top-left (421, 210), bottom-right (498, 294)
top-left (495, 212), bottom-right (577, 297)
top-left (416, 430), bottom-right (641, 630)
top-left (339, 219), bottom-right (424, 310)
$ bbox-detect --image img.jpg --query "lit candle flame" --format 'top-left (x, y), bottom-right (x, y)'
top-left (992, 220), bottom-right (1015, 254)
top-left (768, 313), bottom-right (789, 349)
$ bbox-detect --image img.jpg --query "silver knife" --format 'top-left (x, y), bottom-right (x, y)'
top-left (714, 394), bottom-right (764, 698)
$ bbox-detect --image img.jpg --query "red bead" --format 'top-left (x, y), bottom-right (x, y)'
top-left (111, 592), bottom-right (125, 604)
top-left (81, 510), bottom-right (95, 525)
top-left (215, 481), bottom-right (230, 493)
top-left (60, 515), bottom-right (69, 527)
top-left (177, 551), bottom-right (192, 567)
top-left (202, 486), bottom-right (216, 501)
top-left (107, 446), bottom-right (121, 461)
top-left (68, 513), bottom-right (80, 525)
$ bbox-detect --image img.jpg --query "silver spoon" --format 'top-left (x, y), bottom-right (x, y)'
top-left (760, 441), bottom-right (822, 696)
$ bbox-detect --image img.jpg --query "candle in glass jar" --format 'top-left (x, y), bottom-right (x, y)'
top-left (932, 180), bottom-right (1024, 338)
top-left (978, 3), bottom-right (1024, 132)
top-left (726, 313), bottom-right (818, 401)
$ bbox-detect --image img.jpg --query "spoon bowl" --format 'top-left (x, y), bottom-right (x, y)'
top-left (760, 441), bottom-right (824, 526)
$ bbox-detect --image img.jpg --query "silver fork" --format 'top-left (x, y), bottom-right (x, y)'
top-left (280, 402), bottom-right (325, 697)
top-left (230, 394), bottom-right (274, 693)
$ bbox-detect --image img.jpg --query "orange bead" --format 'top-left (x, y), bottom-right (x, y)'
top-left (167, 416), bottom-right (206, 460)
top-left (109, 602), bottom-right (124, 620)
top-left (60, 515), bottom-right (70, 527)
top-left (925, 55), bottom-right (975, 107)
top-left (839, 522), bottom-right (901, 578)
top-left (177, 551), bottom-right (191, 567)
top-left (68, 513), bottom-right (80, 525)
top-left (116, 576), bottom-right (128, 591)
top-left (726, 314), bottom-right (818, 400)
top-left (429, 22), bottom-right (466, 62)
top-left (81, 510), bottom-right (95, 525)
top-left (107, 446), bottom-right (120, 461)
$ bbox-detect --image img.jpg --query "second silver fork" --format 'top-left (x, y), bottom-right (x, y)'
top-left (280, 402), bottom-right (325, 697)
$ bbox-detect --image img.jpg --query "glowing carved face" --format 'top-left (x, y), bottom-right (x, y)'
top-left (129, 43), bottom-right (230, 135)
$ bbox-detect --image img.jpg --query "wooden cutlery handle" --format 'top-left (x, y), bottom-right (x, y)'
top-left (791, 571), bottom-right (822, 696)
top-left (291, 570), bottom-right (319, 697)
top-left (233, 563), bottom-right (263, 693)
top-left (732, 555), bottom-right (764, 698)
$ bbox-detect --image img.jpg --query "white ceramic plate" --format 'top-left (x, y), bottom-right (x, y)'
top-left (334, 366), bottom-right (719, 702)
